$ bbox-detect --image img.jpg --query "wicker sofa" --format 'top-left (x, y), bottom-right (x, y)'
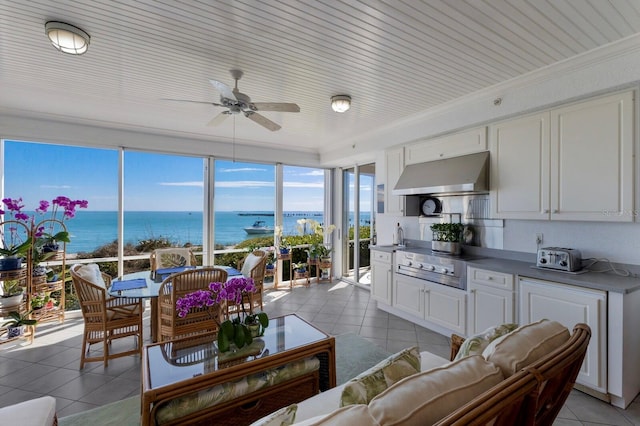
top-left (251, 320), bottom-right (591, 426)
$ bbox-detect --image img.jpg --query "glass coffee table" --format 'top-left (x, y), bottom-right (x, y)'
top-left (141, 314), bottom-right (336, 425)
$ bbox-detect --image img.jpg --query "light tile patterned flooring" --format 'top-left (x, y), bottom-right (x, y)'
top-left (0, 280), bottom-right (638, 425)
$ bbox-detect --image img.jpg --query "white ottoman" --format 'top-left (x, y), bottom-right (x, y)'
top-left (0, 396), bottom-right (57, 426)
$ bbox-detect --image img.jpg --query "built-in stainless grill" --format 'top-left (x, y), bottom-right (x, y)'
top-left (395, 249), bottom-right (481, 290)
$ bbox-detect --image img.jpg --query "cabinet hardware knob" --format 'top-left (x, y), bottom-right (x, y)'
top-left (553, 209), bottom-right (559, 213)
top-left (543, 209), bottom-right (549, 213)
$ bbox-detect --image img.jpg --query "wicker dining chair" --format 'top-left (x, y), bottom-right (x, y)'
top-left (150, 247), bottom-right (198, 272)
top-left (70, 264), bottom-right (144, 369)
top-left (230, 249), bottom-right (267, 315)
top-left (157, 267), bottom-right (228, 342)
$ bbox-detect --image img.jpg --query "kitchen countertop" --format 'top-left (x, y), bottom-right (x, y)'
top-left (370, 244), bottom-right (640, 294)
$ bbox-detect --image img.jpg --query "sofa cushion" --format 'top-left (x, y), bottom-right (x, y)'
top-left (250, 404), bottom-right (298, 426)
top-left (482, 319), bottom-right (569, 377)
top-left (368, 355), bottom-right (503, 426)
top-left (340, 346), bottom-right (420, 407)
top-left (294, 405), bottom-right (379, 426)
top-left (453, 323), bottom-right (518, 361)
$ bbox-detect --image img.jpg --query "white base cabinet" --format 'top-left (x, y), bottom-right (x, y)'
top-left (393, 273), bottom-right (466, 336)
top-left (519, 278), bottom-right (606, 393)
top-left (370, 250), bottom-right (392, 305)
top-left (467, 267), bottom-right (515, 335)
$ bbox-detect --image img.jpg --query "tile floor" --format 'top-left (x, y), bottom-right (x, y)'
top-left (0, 280), bottom-right (638, 425)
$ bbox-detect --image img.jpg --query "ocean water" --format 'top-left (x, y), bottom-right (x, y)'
top-left (61, 211), bottom-right (371, 253)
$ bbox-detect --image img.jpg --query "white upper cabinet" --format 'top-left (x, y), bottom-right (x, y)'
top-left (404, 126), bottom-right (487, 166)
top-left (490, 112), bottom-right (550, 219)
top-left (490, 90), bottom-right (634, 221)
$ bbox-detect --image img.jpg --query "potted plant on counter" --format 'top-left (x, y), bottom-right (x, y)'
top-left (430, 223), bottom-right (465, 255)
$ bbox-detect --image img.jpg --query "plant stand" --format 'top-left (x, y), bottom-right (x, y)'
top-left (317, 259), bottom-right (332, 283)
top-left (28, 220), bottom-right (67, 325)
top-left (277, 252), bottom-right (292, 290)
top-left (0, 301), bottom-right (34, 347)
top-left (292, 270), bottom-right (310, 288)
top-left (265, 265), bottom-right (277, 287)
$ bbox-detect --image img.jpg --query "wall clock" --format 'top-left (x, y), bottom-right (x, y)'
top-left (421, 196), bottom-right (442, 216)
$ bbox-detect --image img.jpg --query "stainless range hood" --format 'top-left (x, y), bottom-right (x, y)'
top-left (392, 151), bottom-right (489, 195)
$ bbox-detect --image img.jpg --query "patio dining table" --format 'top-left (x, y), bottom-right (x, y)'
top-left (109, 266), bottom-right (242, 342)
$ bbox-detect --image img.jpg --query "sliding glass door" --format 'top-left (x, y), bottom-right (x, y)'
top-left (342, 163), bottom-right (374, 286)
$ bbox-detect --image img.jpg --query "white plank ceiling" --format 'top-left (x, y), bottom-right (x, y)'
top-left (1, 0), bottom-right (639, 154)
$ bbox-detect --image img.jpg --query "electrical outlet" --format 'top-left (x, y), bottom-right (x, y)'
top-left (535, 233), bottom-right (543, 245)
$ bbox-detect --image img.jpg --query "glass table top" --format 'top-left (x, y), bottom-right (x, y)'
top-left (145, 314), bottom-right (329, 389)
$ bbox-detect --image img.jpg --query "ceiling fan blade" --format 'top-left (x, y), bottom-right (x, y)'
top-left (251, 102), bottom-right (300, 112)
top-left (162, 98), bottom-right (224, 107)
top-left (210, 79), bottom-right (236, 101)
top-left (207, 111), bottom-right (229, 127)
top-left (245, 112), bottom-right (281, 131)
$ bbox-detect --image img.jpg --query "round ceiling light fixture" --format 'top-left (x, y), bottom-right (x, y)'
top-left (45, 21), bottom-right (90, 55)
top-left (331, 95), bottom-right (351, 113)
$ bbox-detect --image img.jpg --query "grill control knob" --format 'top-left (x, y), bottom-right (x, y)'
top-left (442, 267), bottom-right (449, 274)
top-left (418, 264), bottom-right (424, 269)
top-left (407, 261), bottom-right (412, 267)
top-left (427, 265), bottom-right (435, 271)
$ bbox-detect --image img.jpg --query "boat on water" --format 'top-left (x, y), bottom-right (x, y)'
top-left (244, 221), bottom-right (274, 235)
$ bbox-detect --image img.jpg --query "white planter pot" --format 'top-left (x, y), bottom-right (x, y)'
top-left (0, 293), bottom-right (24, 308)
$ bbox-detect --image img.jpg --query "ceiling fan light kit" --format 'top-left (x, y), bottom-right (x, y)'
top-left (45, 21), bottom-right (90, 55)
top-left (331, 95), bottom-right (351, 113)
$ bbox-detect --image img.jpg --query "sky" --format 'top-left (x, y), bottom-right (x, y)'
top-left (2, 140), bottom-right (351, 212)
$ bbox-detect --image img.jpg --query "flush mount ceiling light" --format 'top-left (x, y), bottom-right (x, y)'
top-left (45, 21), bottom-right (90, 55)
top-left (331, 95), bottom-right (351, 113)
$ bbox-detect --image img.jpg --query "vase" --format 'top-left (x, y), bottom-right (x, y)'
top-left (7, 325), bottom-right (24, 338)
top-left (43, 243), bottom-right (60, 253)
top-left (0, 293), bottom-right (23, 308)
top-left (266, 264), bottom-right (275, 270)
top-left (279, 247), bottom-right (290, 255)
top-left (0, 257), bottom-right (21, 271)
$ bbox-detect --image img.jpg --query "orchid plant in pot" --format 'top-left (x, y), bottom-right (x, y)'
top-left (176, 276), bottom-right (269, 353)
top-left (0, 199), bottom-right (32, 270)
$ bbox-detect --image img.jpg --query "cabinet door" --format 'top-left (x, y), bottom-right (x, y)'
top-left (370, 251), bottom-right (392, 304)
top-left (393, 274), bottom-right (423, 317)
top-left (468, 282), bottom-right (514, 335)
top-left (489, 112), bottom-right (550, 219)
top-left (423, 282), bottom-right (466, 336)
top-left (405, 127), bottom-right (487, 165)
top-left (550, 91), bottom-right (633, 222)
top-left (519, 278), bottom-right (606, 392)
top-left (385, 148), bottom-right (404, 214)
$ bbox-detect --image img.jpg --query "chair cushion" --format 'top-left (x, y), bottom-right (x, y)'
top-left (241, 253), bottom-right (263, 277)
top-left (340, 346), bottom-right (420, 406)
top-left (367, 355), bottom-right (503, 425)
top-left (75, 263), bottom-right (107, 289)
top-left (0, 396), bottom-right (57, 426)
top-left (482, 318), bottom-right (569, 377)
top-left (453, 323), bottom-right (519, 361)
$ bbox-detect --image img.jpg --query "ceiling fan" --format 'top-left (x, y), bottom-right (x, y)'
top-left (164, 69), bottom-right (300, 131)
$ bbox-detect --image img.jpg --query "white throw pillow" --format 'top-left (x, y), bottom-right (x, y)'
top-left (368, 355), bottom-right (503, 426)
top-left (453, 323), bottom-right (519, 361)
top-left (241, 253), bottom-right (262, 277)
top-left (481, 318), bottom-right (569, 377)
top-left (75, 264), bottom-right (106, 289)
